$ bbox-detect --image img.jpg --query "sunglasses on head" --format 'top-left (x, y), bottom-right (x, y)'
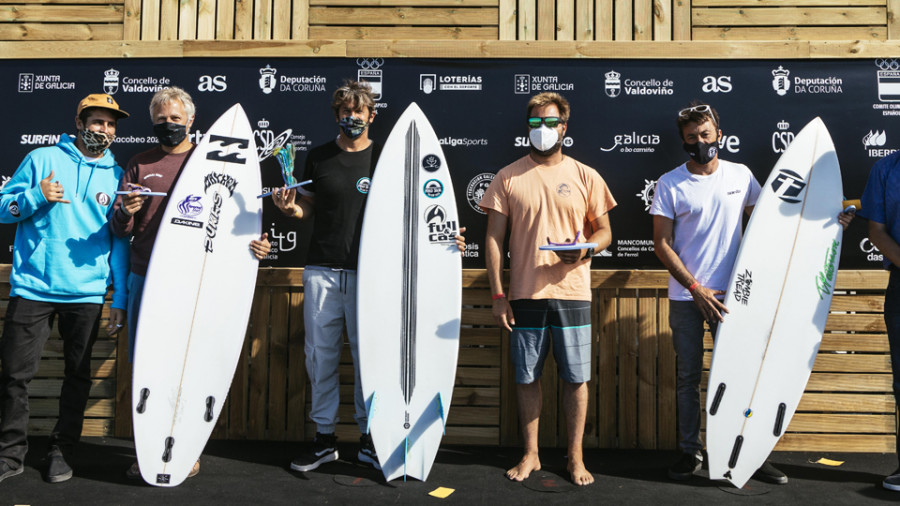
top-left (678, 104), bottom-right (711, 117)
top-left (528, 117), bottom-right (563, 128)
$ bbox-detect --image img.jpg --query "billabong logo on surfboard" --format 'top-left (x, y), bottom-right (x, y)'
top-left (206, 135), bottom-right (249, 166)
top-left (770, 169), bottom-right (807, 203)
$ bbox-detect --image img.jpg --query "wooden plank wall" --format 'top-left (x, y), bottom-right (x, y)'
top-left (0, 279), bottom-right (120, 438)
top-left (9, 266), bottom-right (890, 452)
top-left (3, 0), bottom-right (900, 42)
top-left (691, 0), bottom-right (892, 41)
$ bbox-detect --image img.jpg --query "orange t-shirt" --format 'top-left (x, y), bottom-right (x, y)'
top-left (480, 155), bottom-right (616, 301)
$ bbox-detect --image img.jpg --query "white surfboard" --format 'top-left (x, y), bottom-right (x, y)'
top-left (705, 117), bottom-right (843, 488)
top-left (131, 104), bottom-right (262, 487)
top-left (357, 103), bottom-right (462, 482)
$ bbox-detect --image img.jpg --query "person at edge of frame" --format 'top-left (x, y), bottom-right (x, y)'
top-left (650, 100), bottom-right (854, 485)
top-left (859, 149), bottom-right (900, 491)
top-left (0, 94), bottom-right (130, 485)
top-left (271, 80), bottom-right (467, 475)
top-left (481, 91), bottom-right (616, 486)
top-left (111, 86), bottom-right (271, 480)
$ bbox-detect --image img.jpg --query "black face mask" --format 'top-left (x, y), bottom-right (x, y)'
top-left (153, 122), bottom-right (188, 147)
top-left (683, 140), bottom-right (718, 165)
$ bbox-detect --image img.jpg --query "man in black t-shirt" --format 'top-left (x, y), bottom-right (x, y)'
top-left (274, 81), bottom-right (466, 475)
top-left (273, 81), bottom-right (383, 472)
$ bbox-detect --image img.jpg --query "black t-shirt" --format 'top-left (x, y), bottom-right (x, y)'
top-left (302, 140), bottom-right (381, 269)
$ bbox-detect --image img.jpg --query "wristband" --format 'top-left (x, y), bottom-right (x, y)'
top-left (492, 293), bottom-right (506, 301)
top-left (688, 281), bottom-right (700, 293)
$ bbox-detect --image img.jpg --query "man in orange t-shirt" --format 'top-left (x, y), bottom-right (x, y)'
top-left (480, 92), bottom-right (616, 486)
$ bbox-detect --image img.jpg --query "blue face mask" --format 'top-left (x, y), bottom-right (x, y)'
top-left (339, 116), bottom-right (368, 139)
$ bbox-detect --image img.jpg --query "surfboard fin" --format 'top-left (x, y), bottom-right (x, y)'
top-left (728, 435), bottom-right (744, 469)
top-left (365, 392), bottom-right (376, 435)
top-left (204, 396), bottom-right (215, 422)
top-left (136, 388), bottom-right (150, 414)
top-left (773, 402), bottom-right (787, 436)
top-left (403, 436), bottom-right (409, 482)
top-left (709, 383), bottom-right (726, 416)
top-left (162, 436), bottom-right (175, 463)
top-left (436, 392), bottom-right (447, 435)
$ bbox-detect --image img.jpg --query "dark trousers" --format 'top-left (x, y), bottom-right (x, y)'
top-left (885, 270), bottom-right (900, 467)
top-left (669, 300), bottom-right (719, 454)
top-left (0, 297), bottom-right (101, 468)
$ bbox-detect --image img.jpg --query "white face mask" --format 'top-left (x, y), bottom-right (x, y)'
top-left (529, 125), bottom-right (559, 152)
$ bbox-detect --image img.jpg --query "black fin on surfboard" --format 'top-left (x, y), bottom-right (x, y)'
top-left (162, 437), bottom-right (175, 463)
top-left (136, 388), bottom-right (150, 414)
top-left (728, 435), bottom-right (743, 469)
top-left (773, 402), bottom-right (787, 436)
top-left (204, 396), bottom-right (215, 422)
top-left (709, 383), bottom-right (726, 416)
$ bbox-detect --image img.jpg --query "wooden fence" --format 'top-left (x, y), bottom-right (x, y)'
top-left (4, 265), bottom-right (893, 452)
top-left (1, 0), bottom-right (900, 44)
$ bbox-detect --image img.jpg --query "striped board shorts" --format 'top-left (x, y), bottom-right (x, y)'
top-left (508, 299), bottom-right (592, 384)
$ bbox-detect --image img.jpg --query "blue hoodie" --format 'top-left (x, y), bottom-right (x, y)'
top-left (0, 134), bottom-right (128, 308)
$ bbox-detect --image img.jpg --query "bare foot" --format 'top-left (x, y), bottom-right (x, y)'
top-left (506, 453), bottom-right (541, 482)
top-left (568, 460), bottom-right (594, 486)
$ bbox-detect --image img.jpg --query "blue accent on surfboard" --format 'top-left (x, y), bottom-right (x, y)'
top-left (513, 324), bottom-right (592, 331)
top-left (365, 392), bottom-right (376, 435)
top-left (404, 437), bottom-right (409, 482)
top-left (437, 392), bottom-right (446, 435)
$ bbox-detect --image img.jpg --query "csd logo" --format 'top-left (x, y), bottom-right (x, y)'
top-left (198, 75), bottom-right (227, 92)
top-left (701, 75), bottom-right (732, 93)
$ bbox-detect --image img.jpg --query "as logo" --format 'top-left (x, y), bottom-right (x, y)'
top-left (702, 75), bottom-right (732, 93)
top-left (771, 169), bottom-right (806, 203)
top-left (198, 75), bottom-right (227, 92)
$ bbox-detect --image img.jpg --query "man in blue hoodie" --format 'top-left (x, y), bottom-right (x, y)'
top-left (0, 94), bottom-right (130, 485)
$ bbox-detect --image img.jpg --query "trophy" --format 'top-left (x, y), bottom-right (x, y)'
top-left (257, 142), bottom-right (311, 198)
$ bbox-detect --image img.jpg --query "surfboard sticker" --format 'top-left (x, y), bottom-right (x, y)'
top-left (358, 103), bottom-right (461, 482)
top-left (131, 104), bottom-right (262, 487)
top-left (705, 117), bottom-right (844, 489)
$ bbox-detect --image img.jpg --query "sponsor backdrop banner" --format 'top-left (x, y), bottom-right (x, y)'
top-left (4, 58), bottom-right (898, 270)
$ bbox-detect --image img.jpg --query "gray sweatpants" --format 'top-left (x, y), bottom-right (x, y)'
top-left (303, 267), bottom-right (367, 434)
